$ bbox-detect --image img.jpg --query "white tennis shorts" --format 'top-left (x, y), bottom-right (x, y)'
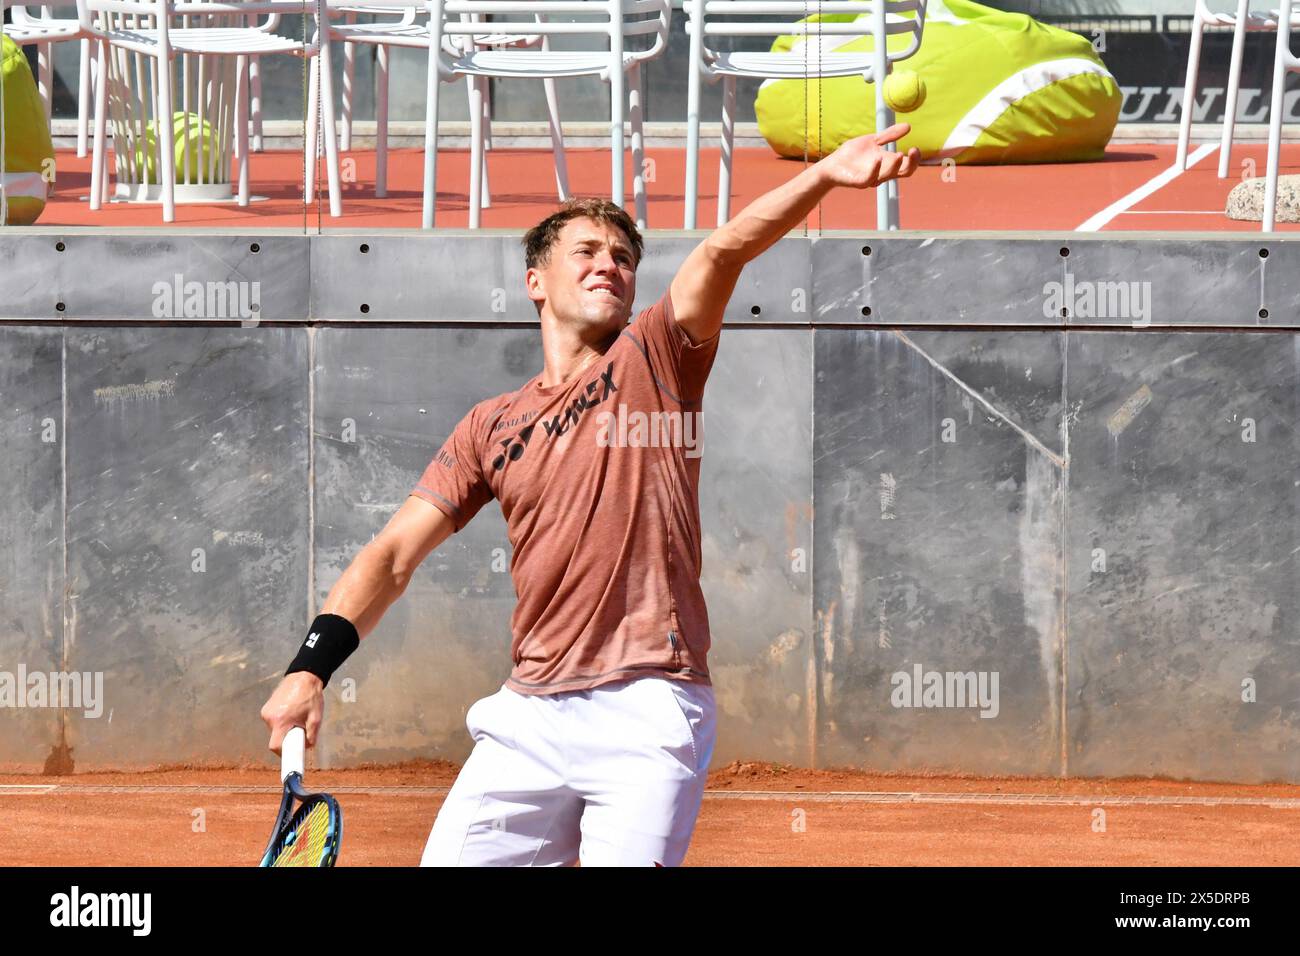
top-left (421, 676), bottom-right (716, 867)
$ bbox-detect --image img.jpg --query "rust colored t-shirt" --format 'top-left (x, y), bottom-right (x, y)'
top-left (410, 290), bottom-right (720, 696)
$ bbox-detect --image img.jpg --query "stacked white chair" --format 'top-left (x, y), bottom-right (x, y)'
top-left (335, 2), bottom-right (411, 153)
top-left (682, 0), bottom-right (926, 230)
top-left (75, 0), bottom-right (342, 222)
top-left (307, 0), bottom-right (419, 199)
top-left (1175, 0), bottom-right (1292, 176)
top-left (425, 0), bottom-right (671, 229)
top-left (314, 1), bottom-right (569, 207)
top-left (436, 19), bottom-right (574, 210)
top-left (6, 1), bottom-right (96, 156)
top-left (1263, 0), bottom-right (1299, 230)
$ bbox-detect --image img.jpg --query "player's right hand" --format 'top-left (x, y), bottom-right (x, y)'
top-left (816, 124), bottom-right (920, 191)
top-left (260, 672), bottom-right (325, 753)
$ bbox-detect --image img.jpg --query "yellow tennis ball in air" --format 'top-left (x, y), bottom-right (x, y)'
top-left (882, 70), bottom-right (927, 113)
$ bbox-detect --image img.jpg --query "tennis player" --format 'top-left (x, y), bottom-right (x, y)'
top-left (261, 125), bottom-right (919, 866)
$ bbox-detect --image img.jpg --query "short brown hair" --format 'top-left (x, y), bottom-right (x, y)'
top-left (522, 198), bottom-right (644, 272)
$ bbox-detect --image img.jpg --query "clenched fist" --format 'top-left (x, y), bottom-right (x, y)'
top-left (260, 671), bottom-right (325, 754)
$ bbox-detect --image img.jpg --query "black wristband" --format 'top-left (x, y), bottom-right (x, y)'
top-left (286, 614), bottom-right (360, 687)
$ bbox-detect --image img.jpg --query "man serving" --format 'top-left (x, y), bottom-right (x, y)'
top-left (261, 125), bottom-right (919, 866)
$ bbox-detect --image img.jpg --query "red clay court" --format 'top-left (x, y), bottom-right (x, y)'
top-left (13, 129), bottom-right (1300, 871)
top-left (3, 762), bottom-right (1299, 866)
top-left (36, 139), bottom-right (1300, 232)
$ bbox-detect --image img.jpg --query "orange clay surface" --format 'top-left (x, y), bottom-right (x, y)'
top-left (37, 141), bottom-right (1300, 233)
top-left (2, 761), bottom-right (1298, 866)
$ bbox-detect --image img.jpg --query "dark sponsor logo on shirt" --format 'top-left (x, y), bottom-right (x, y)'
top-left (541, 363), bottom-right (618, 439)
top-left (492, 423), bottom-right (536, 471)
top-left (492, 410), bottom-right (539, 433)
top-left (492, 362), bottom-right (618, 471)
top-left (435, 448), bottom-right (456, 470)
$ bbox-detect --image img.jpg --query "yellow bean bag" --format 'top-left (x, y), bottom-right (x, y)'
top-left (755, 0), bottom-right (1121, 164)
top-left (135, 112), bottom-right (222, 185)
top-left (2, 35), bottom-right (55, 224)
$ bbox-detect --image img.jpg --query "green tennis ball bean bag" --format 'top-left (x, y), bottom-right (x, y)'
top-left (755, 0), bottom-right (1121, 164)
top-left (2, 35), bottom-right (56, 225)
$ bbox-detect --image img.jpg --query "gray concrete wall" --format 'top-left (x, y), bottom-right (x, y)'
top-left (1, 230), bottom-right (1298, 784)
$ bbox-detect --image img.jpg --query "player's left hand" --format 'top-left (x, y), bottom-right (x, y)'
top-left (817, 124), bottom-right (920, 190)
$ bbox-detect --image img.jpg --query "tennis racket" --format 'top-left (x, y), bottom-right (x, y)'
top-left (259, 726), bottom-right (343, 867)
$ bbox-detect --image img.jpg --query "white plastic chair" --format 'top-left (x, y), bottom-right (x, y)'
top-left (316, 2), bottom-right (569, 206)
top-left (438, 21), bottom-right (573, 210)
top-left (5, 2), bottom-right (96, 156)
top-left (76, 0), bottom-right (342, 222)
top-left (1175, 0), bottom-right (1296, 177)
top-left (1264, 0), bottom-right (1300, 229)
top-left (205, 6), bottom-right (281, 153)
top-left (335, 2), bottom-right (408, 153)
top-left (307, 1), bottom-right (414, 197)
top-left (683, 0), bottom-right (925, 230)
top-left (426, 0), bottom-right (671, 230)
top-left (240, 9), bottom-right (288, 153)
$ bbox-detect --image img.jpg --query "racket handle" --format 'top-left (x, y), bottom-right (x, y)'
top-left (281, 726), bottom-right (306, 782)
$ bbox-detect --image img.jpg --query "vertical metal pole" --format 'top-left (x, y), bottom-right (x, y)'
top-left (1176, 2), bottom-right (1205, 171)
top-left (1263, 0), bottom-right (1293, 231)
top-left (684, 0), bottom-right (704, 228)
top-left (422, 0), bottom-right (444, 228)
top-left (1217, 0), bottom-right (1251, 178)
top-left (609, 0), bottom-right (624, 208)
top-left (872, 0), bottom-right (894, 230)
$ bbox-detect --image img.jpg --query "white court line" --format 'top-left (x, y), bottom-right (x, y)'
top-left (706, 790), bottom-right (1300, 808)
top-left (0, 784), bottom-right (59, 794)
top-left (1076, 143), bottom-right (1218, 232)
top-left (7, 784), bottom-right (1298, 808)
top-left (0, 784), bottom-right (449, 796)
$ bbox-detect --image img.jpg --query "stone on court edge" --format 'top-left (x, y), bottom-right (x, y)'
top-left (883, 70), bottom-right (927, 114)
top-left (1225, 175), bottom-right (1300, 224)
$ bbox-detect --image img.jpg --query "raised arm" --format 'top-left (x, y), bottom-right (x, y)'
top-left (670, 123), bottom-right (921, 346)
top-left (259, 496), bottom-right (457, 750)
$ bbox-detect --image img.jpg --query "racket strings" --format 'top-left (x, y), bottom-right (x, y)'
top-left (271, 800), bottom-right (337, 867)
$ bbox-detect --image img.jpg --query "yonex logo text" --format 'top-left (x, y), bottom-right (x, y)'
top-left (540, 363), bottom-right (618, 439)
